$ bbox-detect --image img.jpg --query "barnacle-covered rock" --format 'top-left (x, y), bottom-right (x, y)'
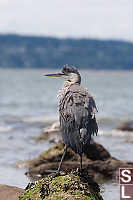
top-left (19, 171), bottom-right (104, 200)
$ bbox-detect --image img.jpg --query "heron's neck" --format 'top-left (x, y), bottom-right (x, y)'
top-left (69, 73), bottom-right (81, 85)
top-left (58, 81), bottom-right (80, 98)
top-left (63, 80), bottom-right (73, 88)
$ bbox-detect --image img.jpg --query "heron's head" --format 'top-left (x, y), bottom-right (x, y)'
top-left (45, 65), bottom-right (81, 84)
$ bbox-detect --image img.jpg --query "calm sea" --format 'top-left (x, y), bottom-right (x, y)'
top-left (0, 68), bottom-right (133, 199)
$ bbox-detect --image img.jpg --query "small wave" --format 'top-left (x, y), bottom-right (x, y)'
top-left (99, 129), bottom-right (133, 137)
top-left (0, 125), bottom-right (14, 132)
top-left (0, 115), bottom-right (57, 124)
top-left (97, 117), bottom-right (132, 125)
top-left (21, 116), bottom-right (57, 124)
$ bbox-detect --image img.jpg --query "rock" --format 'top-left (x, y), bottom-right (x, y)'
top-left (117, 120), bottom-right (133, 131)
top-left (0, 184), bottom-right (24, 200)
top-left (31, 121), bottom-right (133, 182)
top-left (36, 121), bottom-right (61, 143)
top-left (19, 171), bottom-right (104, 200)
top-left (26, 141), bottom-right (133, 183)
top-left (85, 139), bottom-right (111, 161)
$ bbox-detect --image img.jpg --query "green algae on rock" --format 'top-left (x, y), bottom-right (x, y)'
top-left (19, 171), bottom-right (104, 200)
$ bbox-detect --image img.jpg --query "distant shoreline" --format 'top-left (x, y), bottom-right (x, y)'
top-left (0, 34), bottom-right (132, 69)
top-left (1, 67), bottom-right (133, 71)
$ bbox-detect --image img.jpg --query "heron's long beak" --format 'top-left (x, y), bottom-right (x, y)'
top-left (44, 73), bottom-right (64, 77)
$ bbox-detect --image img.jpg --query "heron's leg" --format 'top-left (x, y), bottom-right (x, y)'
top-left (80, 154), bottom-right (83, 171)
top-left (57, 145), bottom-right (67, 173)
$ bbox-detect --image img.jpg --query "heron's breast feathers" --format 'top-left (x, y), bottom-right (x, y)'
top-left (57, 81), bottom-right (74, 98)
top-left (59, 85), bottom-right (98, 126)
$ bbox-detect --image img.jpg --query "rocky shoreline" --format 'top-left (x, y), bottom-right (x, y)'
top-left (2, 120), bottom-right (133, 200)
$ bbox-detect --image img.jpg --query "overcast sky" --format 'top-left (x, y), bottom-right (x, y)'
top-left (0, 0), bottom-right (132, 42)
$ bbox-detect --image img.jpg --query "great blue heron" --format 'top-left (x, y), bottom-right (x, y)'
top-left (45, 65), bottom-right (98, 172)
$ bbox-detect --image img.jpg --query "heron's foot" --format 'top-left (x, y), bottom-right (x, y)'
top-left (76, 167), bottom-right (83, 173)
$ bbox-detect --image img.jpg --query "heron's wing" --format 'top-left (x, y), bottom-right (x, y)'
top-left (59, 84), bottom-right (98, 153)
top-left (69, 84), bottom-right (98, 135)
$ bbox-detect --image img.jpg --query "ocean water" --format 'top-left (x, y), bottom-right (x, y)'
top-left (0, 68), bottom-right (133, 199)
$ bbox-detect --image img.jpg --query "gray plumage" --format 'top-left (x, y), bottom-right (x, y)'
top-left (59, 81), bottom-right (98, 155)
top-left (45, 64), bottom-right (98, 172)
